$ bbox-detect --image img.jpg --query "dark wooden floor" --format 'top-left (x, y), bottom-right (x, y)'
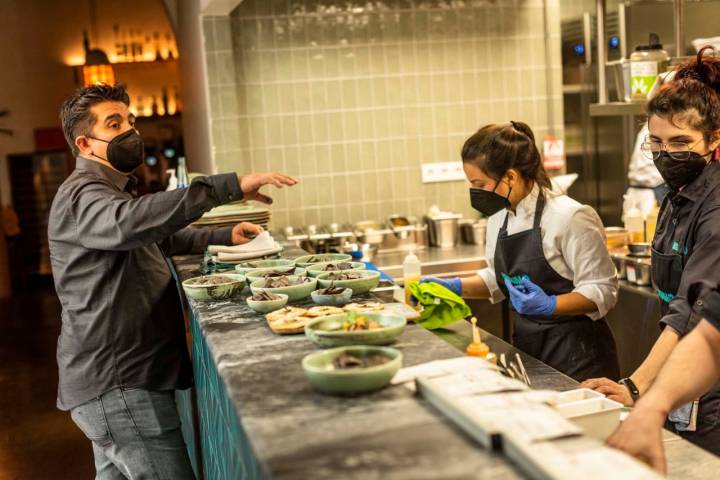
top-left (0, 278), bottom-right (94, 479)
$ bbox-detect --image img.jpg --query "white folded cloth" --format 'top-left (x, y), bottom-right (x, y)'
top-left (208, 231), bottom-right (276, 254)
top-left (215, 245), bottom-right (284, 262)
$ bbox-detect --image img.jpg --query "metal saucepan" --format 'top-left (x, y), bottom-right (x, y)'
top-left (628, 242), bottom-right (652, 257)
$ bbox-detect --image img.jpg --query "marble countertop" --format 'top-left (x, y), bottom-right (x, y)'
top-left (174, 253), bottom-right (719, 479)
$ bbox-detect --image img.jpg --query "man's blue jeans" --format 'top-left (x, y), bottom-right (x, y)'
top-left (70, 387), bottom-right (195, 480)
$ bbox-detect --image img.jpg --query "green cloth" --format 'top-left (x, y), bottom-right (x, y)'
top-left (408, 281), bottom-right (472, 330)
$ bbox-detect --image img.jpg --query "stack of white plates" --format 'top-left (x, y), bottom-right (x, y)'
top-left (193, 201), bottom-right (271, 229)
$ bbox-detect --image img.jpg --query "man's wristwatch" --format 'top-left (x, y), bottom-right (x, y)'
top-left (618, 377), bottom-right (640, 402)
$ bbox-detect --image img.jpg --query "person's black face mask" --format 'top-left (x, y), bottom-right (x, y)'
top-left (470, 180), bottom-right (512, 217)
top-left (89, 129), bottom-right (145, 173)
top-left (653, 151), bottom-right (709, 192)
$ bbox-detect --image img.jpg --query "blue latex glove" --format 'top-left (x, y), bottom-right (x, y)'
top-left (419, 276), bottom-right (462, 296)
top-left (503, 277), bottom-right (557, 317)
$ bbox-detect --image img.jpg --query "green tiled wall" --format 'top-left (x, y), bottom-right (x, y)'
top-left (203, 0), bottom-right (563, 229)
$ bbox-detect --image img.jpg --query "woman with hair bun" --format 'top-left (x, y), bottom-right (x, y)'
top-left (420, 120), bottom-right (621, 381)
top-left (584, 46), bottom-right (720, 455)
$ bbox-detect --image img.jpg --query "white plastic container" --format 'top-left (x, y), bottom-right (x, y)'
top-left (624, 203), bottom-right (645, 243)
top-left (403, 250), bottom-right (422, 306)
top-left (554, 389), bottom-right (623, 440)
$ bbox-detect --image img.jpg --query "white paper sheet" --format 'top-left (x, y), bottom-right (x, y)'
top-left (208, 231), bottom-right (277, 254)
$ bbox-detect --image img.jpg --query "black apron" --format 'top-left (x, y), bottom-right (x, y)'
top-left (494, 192), bottom-right (620, 382)
top-left (651, 185), bottom-right (715, 310)
top-left (651, 183), bottom-right (720, 456)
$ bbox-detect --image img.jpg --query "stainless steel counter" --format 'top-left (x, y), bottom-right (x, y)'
top-left (371, 244), bottom-right (486, 280)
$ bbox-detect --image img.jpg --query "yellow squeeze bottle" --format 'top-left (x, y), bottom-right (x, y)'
top-left (466, 317), bottom-right (491, 358)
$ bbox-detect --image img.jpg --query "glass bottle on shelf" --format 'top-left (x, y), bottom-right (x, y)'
top-left (173, 87), bottom-right (182, 113)
top-left (151, 95), bottom-right (159, 116)
top-left (176, 157), bottom-right (189, 188)
top-left (121, 28), bottom-right (129, 61)
top-left (137, 96), bottom-right (145, 117)
top-left (154, 32), bottom-right (162, 61)
top-left (136, 29), bottom-right (144, 60)
top-left (165, 32), bottom-right (175, 60)
top-left (113, 24), bottom-right (122, 61)
top-left (161, 87), bottom-right (169, 116)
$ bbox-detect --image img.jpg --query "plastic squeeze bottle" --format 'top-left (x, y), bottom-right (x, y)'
top-left (403, 250), bottom-right (422, 307)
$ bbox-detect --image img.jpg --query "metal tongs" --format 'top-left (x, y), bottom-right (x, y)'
top-left (498, 353), bottom-right (532, 387)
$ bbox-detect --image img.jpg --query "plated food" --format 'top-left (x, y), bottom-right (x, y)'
top-left (302, 346), bottom-right (403, 395)
top-left (250, 275), bottom-right (318, 302)
top-left (343, 302), bottom-right (385, 313)
top-left (303, 311), bottom-right (406, 347)
top-left (316, 270), bottom-right (381, 295)
top-left (234, 259), bottom-right (294, 275)
top-left (294, 253), bottom-right (352, 268)
top-left (264, 305), bottom-right (346, 334)
top-left (182, 273), bottom-right (246, 302)
top-left (246, 291), bottom-right (289, 314)
top-left (306, 261), bottom-right (366, 277)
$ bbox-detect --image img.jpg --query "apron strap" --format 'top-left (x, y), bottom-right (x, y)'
top-left (500, 187), bottom-right (546, 233)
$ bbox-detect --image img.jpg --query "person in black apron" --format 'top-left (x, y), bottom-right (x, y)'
top-left (583, 48), bottom-right (720, 456)
top-left (494, 191), bottom-right (620, 381)
top-left (420, 121), bottom-right (620, 382)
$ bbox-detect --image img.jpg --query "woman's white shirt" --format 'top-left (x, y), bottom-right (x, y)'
top-left (477, 183), bottom-right (618, 320)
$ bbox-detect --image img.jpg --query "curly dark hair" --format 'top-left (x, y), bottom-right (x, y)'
top-left (648, 46), bottom-right (720, 142)
top-left (59, 83), bottom-right (130, 156)
top-left (461, 121), bottom-right (552, 189)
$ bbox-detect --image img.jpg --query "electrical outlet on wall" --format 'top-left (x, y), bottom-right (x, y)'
top-left (421, 161), bottom-right (465, 183)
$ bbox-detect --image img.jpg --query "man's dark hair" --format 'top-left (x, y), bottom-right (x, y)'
top-left (60, 83), bottom-right (130, 156)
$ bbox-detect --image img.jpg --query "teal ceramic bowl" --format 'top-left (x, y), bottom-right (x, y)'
top-left (182, 273), bottom-right (246, 302)
top-left (234, 259), bottom-right (294, 275)
top-left (316, 270), bottom-right (381, 295)
top-left (293, 253), bottom-right (352, 268)
top-left (304, 312), bottom-right (407, 348)
top-left (246, 293), bottom-right (289, 314)
top-left (306, 261), bottom-right (366, 278)
top-left (311, 287), bottom-right (353, 306)
top-left (250, 275), bottom-right (318, 302)
top-left (245, 267), bottom-right (306, 284)
top-left (302, 346), bottom-right (402, 395)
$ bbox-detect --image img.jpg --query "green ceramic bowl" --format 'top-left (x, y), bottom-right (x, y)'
top-left (234, 259), bottom-right (294, 275)
top-left (305, 261), bottom-right (366, 278)
top-left (316, 270), bottom-right (381, 295)
top-left (304, 312), bottom-right (407, 348)
top-left (250, 275), bottom-right (318, 302)
top-left (293, 253), bottom-right (352, 268)
top-left (311, 287), bottom-right (353, 306)
top-left (246, 293), bottom-right (289, 314)
top-left (182, 273), bottom-right (246, 302)
top-left (302, 346), bottom-right (402, 395)
top-left (245, 267), bottom-right (307, 284)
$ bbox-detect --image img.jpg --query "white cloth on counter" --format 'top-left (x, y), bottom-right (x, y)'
top-left (208, 231), bottom-right (276, 254)
top-left (215, 246), bottom-right (283, 262)
top-left (477, 183), bottom-right (618, 320)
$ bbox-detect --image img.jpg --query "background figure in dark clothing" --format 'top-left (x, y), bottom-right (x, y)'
top-left (49, 83), bottom-right (297, 479)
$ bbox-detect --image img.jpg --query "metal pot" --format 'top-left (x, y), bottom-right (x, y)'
top-left (628, 242), bottom-right (652, 257)
top-left (425, 213), bottom-right (462, 249)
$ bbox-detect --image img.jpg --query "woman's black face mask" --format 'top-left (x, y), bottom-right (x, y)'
top-left (469, 180), bottom-right (512, 217)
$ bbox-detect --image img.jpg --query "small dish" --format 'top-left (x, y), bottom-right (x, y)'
top-left (250, 275), bottom-right (318, 302)
top-left (182, 273), bottom-right (246, 302)
top-left (293, 253), bottom-right (352, 268)
top-left (311, 287), bottom-right (353, 306)
top-left (316, 270), bottom-right (381, 295)
top-left (234, 259), bottom-right (294, 275)
top-left (245, 267), bottom-right (307, 284)
top-left (246, 292), bottom-right (289, 314)
top-left (306, 261), bottom-right (366, 277)
top-left (304, 312), bottom-right (406, 348)
top-left (302, 345), bottom-right (402, 395)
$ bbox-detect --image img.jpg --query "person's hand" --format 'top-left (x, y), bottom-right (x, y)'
top-left (503, 277), bottom-right (556, 317)
top-left (231, 222), bottom-right (264, 245)
top-left (580, 377), bottom-right (635, 406)
top-left (419, 277), bottom-right (463, 296)
top-left (606, 402), bottom-right (667, 474)
top-left (239, 172), bottom-right (298, 204)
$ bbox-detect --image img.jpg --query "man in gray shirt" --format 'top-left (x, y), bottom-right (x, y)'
top-left (49, 83), bottom-right (297, 479)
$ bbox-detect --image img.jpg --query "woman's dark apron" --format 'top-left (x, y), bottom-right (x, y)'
top-left (494, 192), bottom-right (620, 381)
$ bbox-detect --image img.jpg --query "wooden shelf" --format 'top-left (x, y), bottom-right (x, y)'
top-left (135, 113), bottom-right (181, 121)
